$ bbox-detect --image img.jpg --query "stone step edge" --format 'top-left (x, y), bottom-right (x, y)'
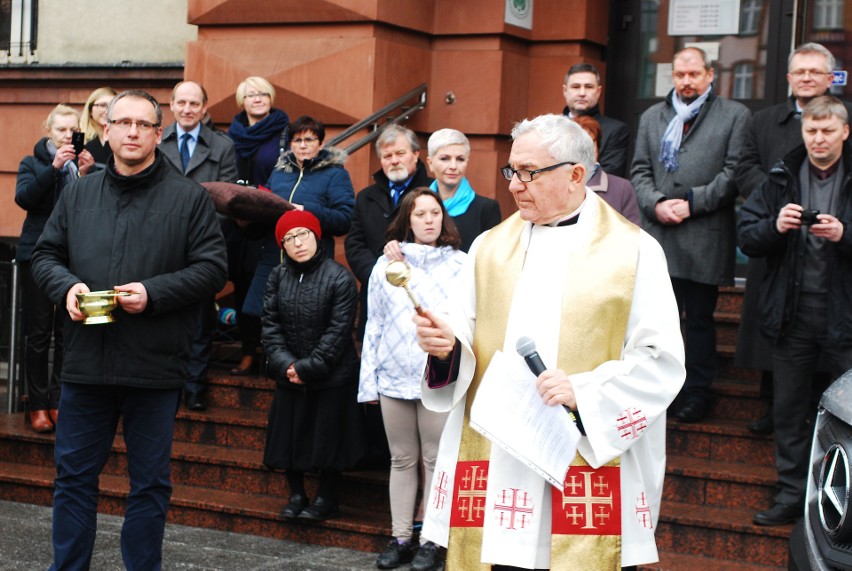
top-left (3, 410), bottom-right (777, 481)
top-left (640, 550), bottom-right (785, 571)
top-left (0, 421), bottom-right (390, 486)
top-left (665, 416), bottom-right (773, 439)
top-left (0, 460), bottom-right (391, 537)
top-left (0, 421), bottom-right (775, 494)
top-left (666, 454), bottom-right (777, 486)
top-left (660, 500), bottom-right (794, 539)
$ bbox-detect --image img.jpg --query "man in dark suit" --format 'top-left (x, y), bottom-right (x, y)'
top-left (160, 81), bottom-right (238, 183)
top-left (159, 80), bottom-right (238, 411)
top-left (345, 125), bottom-right (433, 339)
top-left (562, 63), bottom-right (630, 177)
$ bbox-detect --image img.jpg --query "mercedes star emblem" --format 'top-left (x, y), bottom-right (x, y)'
top-left (819, 443), bottom-right (851, 540)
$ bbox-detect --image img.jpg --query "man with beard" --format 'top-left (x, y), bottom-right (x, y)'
top-left (344, 125), bottom-right (433, 470)
top-left (632, 46), bottom-right (750, 423)
top-left (345, 124), bottom-right (433, 339)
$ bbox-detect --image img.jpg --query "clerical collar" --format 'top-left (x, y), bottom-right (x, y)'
top-left (544, 210), bottom-right (581, 227)
top-left (555, 214), bottom-right (580, 226)
top-left (809, 160), bottom-right (840, 181)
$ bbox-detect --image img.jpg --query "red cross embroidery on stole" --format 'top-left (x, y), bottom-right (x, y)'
top-left (493, 488), bottom-right (534, 530)
top-left (616, 407), bottom-right (647, 440)
top-left (552, 465), bottom-right (621, 535)
top-left (433, 471), bottom-right (449, 509)
top-left (450, 461), bottom-right (489, 528)
top-left (635, 491), bottom-right (653, 529)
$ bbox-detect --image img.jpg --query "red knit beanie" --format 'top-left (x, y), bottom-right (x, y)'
top-left (275, 209), bottom-right (322, 249)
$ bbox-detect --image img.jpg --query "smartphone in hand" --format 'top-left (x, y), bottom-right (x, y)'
top-left (72, 132), bottom-right (85, 155)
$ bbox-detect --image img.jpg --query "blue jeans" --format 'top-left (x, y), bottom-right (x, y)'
top-left (50, 382), bottom-right (181, 571)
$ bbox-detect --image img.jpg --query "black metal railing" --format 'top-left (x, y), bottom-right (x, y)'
top-left (325, 83), bottom-right (427, 154)
top-left (0, 259), bottom-right (22, 414)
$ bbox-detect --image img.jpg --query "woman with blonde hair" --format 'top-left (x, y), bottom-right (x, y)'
top-left (15, 104), bottom-right (94, 432)
top-left (227, 76), bottom-right (290, 186)
top-left (79, 87), bottom-right (116, 168)
top-left (224, 76), bottom-right (292, 376)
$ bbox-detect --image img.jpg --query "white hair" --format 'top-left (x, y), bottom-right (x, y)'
top-left (511, 114), bottom-right (596, 182)
top-left (427, 128), bottom-right (470, 157)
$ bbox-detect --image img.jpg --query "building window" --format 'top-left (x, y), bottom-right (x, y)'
top-left (814, 0), bottom-right (844, 30)
top-left (733, 62), bottom-right (754, 99)
top-left (1, 0), bottom-right (38, 64)
top-left (739, 0), bottom-right (762, 35)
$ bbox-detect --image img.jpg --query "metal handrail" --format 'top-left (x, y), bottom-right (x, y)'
top-left (325, 83), bottom-right (427, 154)
top-left (6, 261), bottom-right (19, 413)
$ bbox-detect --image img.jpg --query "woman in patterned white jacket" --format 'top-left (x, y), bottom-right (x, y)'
top-left (359, 187), bottom-right (466, 571)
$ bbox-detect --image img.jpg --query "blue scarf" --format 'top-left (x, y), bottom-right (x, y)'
top-left (430, 177), bottom-right (476, 217)
top-left (227, 108), bottom-right (289, 159)
top-left (658, 86), bottom-right (712, 172)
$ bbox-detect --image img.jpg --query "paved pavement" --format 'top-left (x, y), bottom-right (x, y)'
top-left (0, 499), bottom-right (379, 570)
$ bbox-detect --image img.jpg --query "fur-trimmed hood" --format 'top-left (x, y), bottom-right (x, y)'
top-left (275, 146), bottom-right (348, 173)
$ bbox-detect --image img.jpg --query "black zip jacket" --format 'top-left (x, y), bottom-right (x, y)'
top-left (30, 152), bottom-right (228, 388)
top-left (737, 142), bottom-right (852, 345)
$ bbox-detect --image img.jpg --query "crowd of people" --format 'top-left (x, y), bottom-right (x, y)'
top-left (12, 39), bottom-right (852, 570)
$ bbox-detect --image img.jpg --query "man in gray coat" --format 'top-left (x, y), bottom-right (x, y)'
top-left (160, 80), bottom-right (237, 411)
top-left (632, 47), bottom-right (750, 423)
top-left (160, 81), bottom-right (238, 183)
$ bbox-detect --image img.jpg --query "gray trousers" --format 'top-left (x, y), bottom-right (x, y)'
top-left (379, 395), bottom-right (448, 542)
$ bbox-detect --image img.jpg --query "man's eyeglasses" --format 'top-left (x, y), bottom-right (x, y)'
top-left (293, 137), bottom-right (319, 145)
top-left (500, 162), bottom-right (576, 183)
top-left (281, 229), bottom-right (312, 245)
top-left (789, 69), bottom-right (831, 78)
top-left (245, 92), bottom-right (271, 100)
top-left (108, 119), bottom-right (161, 132)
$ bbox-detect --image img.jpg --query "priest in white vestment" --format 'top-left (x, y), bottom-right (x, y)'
top-left (414, 114), bottom-right (686, 570)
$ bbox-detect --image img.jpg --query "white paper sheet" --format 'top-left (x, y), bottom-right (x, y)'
top-left (469, 350), bottom-right (581, 488)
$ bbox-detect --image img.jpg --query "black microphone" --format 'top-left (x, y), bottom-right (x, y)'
top-left (516, 336), bottom-right (546, 376)
top-left (515, 336), bottom-right (585, 435)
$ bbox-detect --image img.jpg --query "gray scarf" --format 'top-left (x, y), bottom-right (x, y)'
top-left (658, 86), bottom-right (712, 172)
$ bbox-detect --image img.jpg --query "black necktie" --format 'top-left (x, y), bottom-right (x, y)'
top-left (180, 133), bottom-right (191, 173)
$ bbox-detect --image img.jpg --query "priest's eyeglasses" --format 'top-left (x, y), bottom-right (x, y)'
top-left (281, 229), bottom-right (311, 246)
top-left (500, 162), bottom-right (576, 183)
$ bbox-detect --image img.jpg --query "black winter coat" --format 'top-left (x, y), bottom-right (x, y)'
top-left (737, 143), bottom-right (852, 345)
top-left (344, 160), bottom-right (433, 285)
top-left (30, 152), bottom-right (228, 389)
top-left (262, 251), bottom-right (359, 391)
top-left (735, 97), bottom-right (852, 198)
top-left (15, 138), bottom-right (62, 262)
